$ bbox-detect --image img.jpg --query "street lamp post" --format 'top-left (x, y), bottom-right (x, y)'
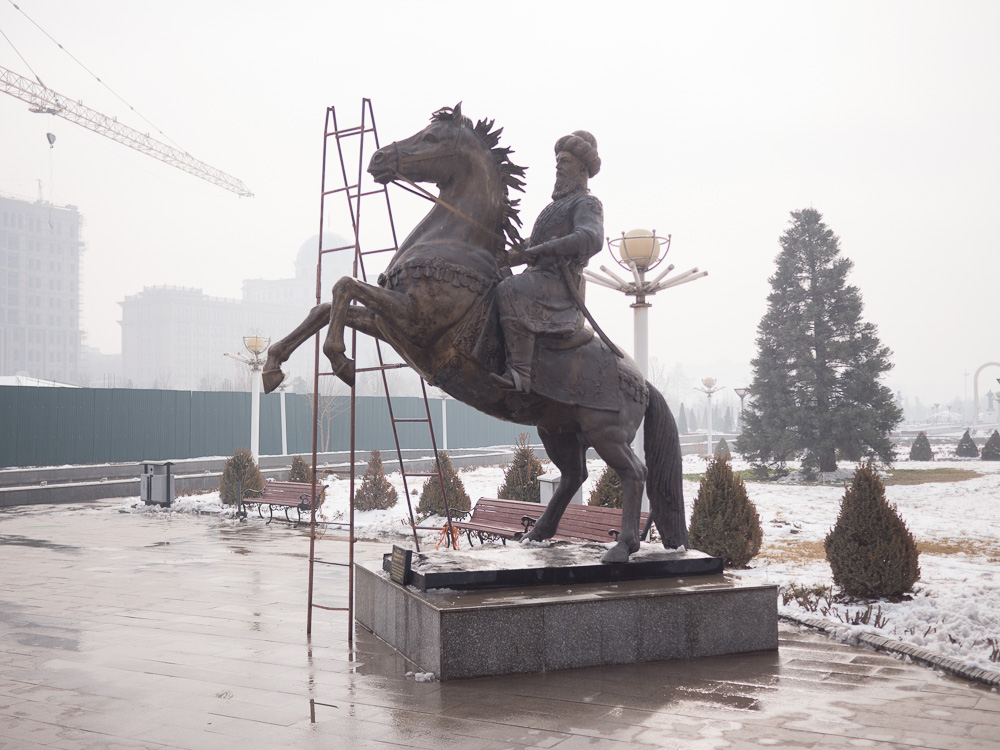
top-left (584, 229), bottom-right (707, 510)
top-left (224, 335), bottom-right (270, 464)
top-left (278, 379), bottom-right (289, 456)
top-left (733, 387), bottom-right (748, 431)
top-left (694, 377), bottom-right (723, 456)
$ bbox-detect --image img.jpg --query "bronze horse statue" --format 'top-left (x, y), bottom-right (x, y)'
top-left (263, 104), bottom-right (688, 563)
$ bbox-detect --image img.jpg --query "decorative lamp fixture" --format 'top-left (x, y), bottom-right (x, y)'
top-left (616, 229), bottom-right (663, 272)
top-left (244, 335), bottom-right (270, 357)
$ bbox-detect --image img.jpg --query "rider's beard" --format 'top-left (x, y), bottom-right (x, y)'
top-left (552, 173), bottom-right (587, 200)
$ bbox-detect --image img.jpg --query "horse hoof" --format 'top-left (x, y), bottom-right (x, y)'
top-left (601, 543), bottom-right (633, 564)
top-left (335, 360), bottom-right (356, 388)
top-left (262, 368), bottom-right (285, 394)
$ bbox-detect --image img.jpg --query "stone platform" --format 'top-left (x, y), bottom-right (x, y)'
top-left (383, 543), bottom-right (725, 591)
top-left (355, 558), bottom-right (779, 680)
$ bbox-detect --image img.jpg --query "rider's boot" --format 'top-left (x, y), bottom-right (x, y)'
top-left (490, 328), bottom-right (535, 393)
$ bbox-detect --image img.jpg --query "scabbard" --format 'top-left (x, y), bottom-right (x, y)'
top-left (559, 262), bottom-right (625, 359)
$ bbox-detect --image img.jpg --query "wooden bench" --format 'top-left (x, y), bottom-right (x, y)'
top-left (238, 481), bottom-right (323, 527)
top-left (453, 497), bottom-right (650, 547)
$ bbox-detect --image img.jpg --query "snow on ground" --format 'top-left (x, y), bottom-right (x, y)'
top-left (116, 453), bottom-right (1000, 675)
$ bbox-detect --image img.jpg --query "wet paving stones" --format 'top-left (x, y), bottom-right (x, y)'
top-left (2, 501), bottom-right (1000, 749)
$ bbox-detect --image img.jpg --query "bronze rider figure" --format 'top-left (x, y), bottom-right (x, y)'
top-left (491, 130), bottom-right (604, 393)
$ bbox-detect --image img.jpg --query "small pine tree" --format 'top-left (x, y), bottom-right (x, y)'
top-left (982, 430), bottom-right (1000, 461)
top-left (497, 433), bottom-right (544, 503)
top-left (417, 451), bottom-right (471, 517)
top-left (824, 462), bottom-right (920, 599)
top-left (288, 455), bottom-right (314, 483)
top-left (354, 450), bottom-right (398, 511)
top-left (588, 466), bottom-right (622, 508)
top-left (678, 404), bottom-right (689, 434)
top-left (956, 429), bottom-right (979, 458)
top-left (219, 448), bottom-right (265, 507)
top-left (688, 456), bottom-right (762, 567)
top-left (908, 432), bottom-right (934, 461)
top-left (713, 438), bottom-right (732, 462)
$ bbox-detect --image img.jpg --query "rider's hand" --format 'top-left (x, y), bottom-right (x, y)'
top-left (507, 248), bottom-right (527, 266)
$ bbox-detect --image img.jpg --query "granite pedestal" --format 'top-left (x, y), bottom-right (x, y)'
top-left (354, 554), bottom-right (779, 680)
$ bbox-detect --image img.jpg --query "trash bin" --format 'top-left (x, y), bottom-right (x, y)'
top-left (139, 460), bottom-right (175, 507)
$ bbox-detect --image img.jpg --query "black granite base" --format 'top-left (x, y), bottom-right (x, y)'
top-left (381, 546), bottom-right (723, 591)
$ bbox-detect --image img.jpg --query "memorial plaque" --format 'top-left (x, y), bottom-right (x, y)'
top-left (389, 545), bottom-right (412, 586)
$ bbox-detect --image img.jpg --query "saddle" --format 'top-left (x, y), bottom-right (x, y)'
top-left (455, 290), bottom-right (644, 413)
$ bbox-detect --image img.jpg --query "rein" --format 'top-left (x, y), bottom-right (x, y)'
top-left (390, 173), bottom-right (510, 249)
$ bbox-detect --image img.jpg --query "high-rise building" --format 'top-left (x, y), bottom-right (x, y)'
top-left (0, 193), bottom-right (83, 384)
top-left (119, 235), bottom-right (353, 390)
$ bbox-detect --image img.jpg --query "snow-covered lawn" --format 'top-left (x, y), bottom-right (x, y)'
top-left (125, 453), bottom-right (1000, 676)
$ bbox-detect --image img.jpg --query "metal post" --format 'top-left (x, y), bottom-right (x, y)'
top-left (632, 297), bottom-right (650, 513)
top-left (250, 363), bottom-right (261, 463)
top-left (706, 389), bottom-right (714, 457)
top-left (279, 384), bottom-right (288, 456)
top-left (441, 396), bottom-right (448, 451)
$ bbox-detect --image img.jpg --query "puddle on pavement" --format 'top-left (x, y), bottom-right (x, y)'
top-left (0, 534), bottom-right (80, 553)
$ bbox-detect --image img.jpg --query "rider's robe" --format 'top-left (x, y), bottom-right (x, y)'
top-left (496, 191), bottom-right (604, 336)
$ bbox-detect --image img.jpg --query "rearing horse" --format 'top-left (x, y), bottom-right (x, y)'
top-left (263, 104), bottom-right (688, 563)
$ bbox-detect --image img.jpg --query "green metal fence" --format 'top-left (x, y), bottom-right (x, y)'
top-left (0, 387), bottom-right (538, 468)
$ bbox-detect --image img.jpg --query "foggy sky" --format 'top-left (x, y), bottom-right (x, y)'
top-left (2, 1), bottom-right (998, 407)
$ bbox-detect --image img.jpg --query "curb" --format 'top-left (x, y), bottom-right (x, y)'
top-left (780, 612), bottom-right (1000, 688)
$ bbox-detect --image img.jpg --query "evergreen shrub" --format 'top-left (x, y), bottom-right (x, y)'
top-left (824, 462), bottom-right (920, 599)
top-left (288, 455), bottom-right (314, 483)
top-left (713, 438), bottom-right (732, 462)
top-left (688, 456), bottom-right (762, 568)
top-left (588, 466), bottom-right (622, 508)
top-left (417, 451), bottom-right (471, 517)
top-left (908, 432), bottom-right (934, 461)
top-left (497, 433), bottom-right (544, 503)
top-left (354, 450), bottom-right (398, 511)
top-left (982, 430), bottom-right (1000, 461)
top-left (956, 430), bottom-right (979, 458)
top-left (219, 448), bottom-right (264, 507)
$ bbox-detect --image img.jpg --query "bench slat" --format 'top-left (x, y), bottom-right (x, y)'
top-left (461, 497), bottom-right (650, 545)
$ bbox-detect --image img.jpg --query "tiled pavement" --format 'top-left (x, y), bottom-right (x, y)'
top-left (1, 502), bottom-right (998, 749)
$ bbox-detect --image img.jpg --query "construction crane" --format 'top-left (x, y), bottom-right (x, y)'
top-left (0, 63), bottom-right (252, 197)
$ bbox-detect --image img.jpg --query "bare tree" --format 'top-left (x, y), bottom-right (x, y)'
top-left (307, 376), bottom-right (351, 452)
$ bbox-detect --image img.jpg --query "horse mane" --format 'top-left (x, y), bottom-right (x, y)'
top-left (431, 105), bottom-right (526, 254)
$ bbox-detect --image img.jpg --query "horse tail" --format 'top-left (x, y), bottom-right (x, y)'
top-left (644, 382), bottom-right (690, 549)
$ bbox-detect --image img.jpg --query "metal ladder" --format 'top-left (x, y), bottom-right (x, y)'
top-left (305, 100), bottom-right (459, 642)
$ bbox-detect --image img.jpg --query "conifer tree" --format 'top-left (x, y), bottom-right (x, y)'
top-left (678, 404), bottom-right (689, 434)
top-left (587, 466), bottom-right (622, 508)
top-left (417, 451), bottom-right (471, 517)
top-left (354, 450), bottom-right (398, 511)
top-left (713, 437), bottom-right (732, 462)
top-left (824, 462), bottom-right (920, 598)
top-left (497, 433), bottom-right (544, 503)
top-left (956, 429), bottom-right (979, 458)
top-left (908, 432), bottom-right (934, 461)
top-left (288, 455), bottom-right (325, 507)
top-left (983, 430), bottom-right (1000, 461)
top-left (737, 209), bottom-right (902, 473)
top-left (688, 456), bottom-right (762, 567)
top-left (219, 448), bottom-right (264, 506)
top-left (288, 455), bottom-right (314, 484)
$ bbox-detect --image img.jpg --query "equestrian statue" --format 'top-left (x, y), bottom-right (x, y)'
top-left (262, 104), bottom-right (688, 563)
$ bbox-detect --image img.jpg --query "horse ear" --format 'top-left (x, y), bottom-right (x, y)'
top-left (453, 101), bottom-right (463, 120)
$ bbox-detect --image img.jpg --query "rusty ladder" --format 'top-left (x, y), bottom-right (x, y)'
top-left (305, 99), bottom-right (459, 642)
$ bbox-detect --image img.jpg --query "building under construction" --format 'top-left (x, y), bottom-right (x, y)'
top-left (0, 192), bottom-right (83, 384)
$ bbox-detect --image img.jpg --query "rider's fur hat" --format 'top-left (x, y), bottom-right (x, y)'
top-left (555, 131), bottom-right (601, 178)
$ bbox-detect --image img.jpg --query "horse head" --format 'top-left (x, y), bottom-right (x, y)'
top-left (368, 103), bottom-right (527, 254)
top-left (369, 103), bottom-right (476, 186)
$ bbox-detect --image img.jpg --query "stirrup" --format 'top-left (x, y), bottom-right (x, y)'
top-left (490, 369), bottom-right (530, 393)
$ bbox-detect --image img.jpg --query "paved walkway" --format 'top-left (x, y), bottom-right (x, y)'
top-left (1, 501), bottom-right (998, 750)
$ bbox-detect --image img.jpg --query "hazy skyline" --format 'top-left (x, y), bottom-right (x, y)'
top-left (2, 1), bottom-right (997, 405)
